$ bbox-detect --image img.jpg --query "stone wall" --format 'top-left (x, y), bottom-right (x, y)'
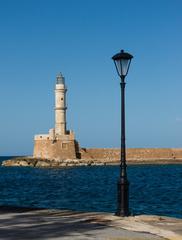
top-left (33, 140), bottom-right (182, 162)
top-left (80, 148), bottom-right (182, 161)
top-left (127, 148), bottom-right (176, 160)
top-left (33, 139), bottom-right (79, 160)
top-left (80, 148), bottom-right (120, 161)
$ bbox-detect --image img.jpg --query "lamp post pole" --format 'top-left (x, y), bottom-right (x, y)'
top-left (116, 75), bottom-right (129, 216)
top-left (112, 50), bottom-right (133, 217)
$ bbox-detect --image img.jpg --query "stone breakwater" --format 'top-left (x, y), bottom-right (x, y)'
top-left (80, 148), bottom-right (182, 161)
top-left (2, 148), bottom-right (182, 167)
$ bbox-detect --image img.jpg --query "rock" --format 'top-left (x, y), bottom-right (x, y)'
top-left (35, 160), bottom-right (52, 167)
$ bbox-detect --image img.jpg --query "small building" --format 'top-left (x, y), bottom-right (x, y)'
top-left (33, 73), bottom-right (80, 160)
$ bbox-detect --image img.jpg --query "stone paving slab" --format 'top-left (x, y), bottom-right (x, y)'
top-left (0, 207), bottom-right (181, 240)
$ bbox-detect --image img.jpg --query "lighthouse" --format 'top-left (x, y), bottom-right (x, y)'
top-left (55, 73), bottom-right (67, 136)
top-left (33, 72), bottom-right (79, 160)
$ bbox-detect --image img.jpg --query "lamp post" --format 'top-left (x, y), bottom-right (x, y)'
top-left (112, 50), bottom-right (133, 217)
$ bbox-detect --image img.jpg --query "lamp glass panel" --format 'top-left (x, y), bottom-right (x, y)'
top-left (115, 59), bottom-right (122, 76)
top-left (121, 59), bottom-right (130, 76)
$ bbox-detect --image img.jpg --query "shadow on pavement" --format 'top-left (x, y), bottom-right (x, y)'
top-left (0, 206), bottom-right (109, 240)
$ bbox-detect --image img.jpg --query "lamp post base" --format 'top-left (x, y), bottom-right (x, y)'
top-left (116, 178), bottom-right (130, 217)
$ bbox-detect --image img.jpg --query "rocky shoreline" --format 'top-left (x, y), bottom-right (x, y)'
top-left (2, 156), bottom-right (182, 168)
top-left (2, 157), bottom-right (104, 167)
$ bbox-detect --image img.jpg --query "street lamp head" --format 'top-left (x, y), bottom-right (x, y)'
top-left (112, 50), bottom-right (133, 78)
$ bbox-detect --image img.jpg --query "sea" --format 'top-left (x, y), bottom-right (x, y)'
top-left (0, 156), bottom-right (182, 218)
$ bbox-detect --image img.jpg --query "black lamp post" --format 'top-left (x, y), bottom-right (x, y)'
top-left (112, 50), bottom-right (133, 217)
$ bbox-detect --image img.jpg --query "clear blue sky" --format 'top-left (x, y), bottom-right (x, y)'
top-left (1, 0), bottom-right (182, 155)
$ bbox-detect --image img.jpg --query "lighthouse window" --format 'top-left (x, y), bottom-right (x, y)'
top-left (61, 98), bottom-right (63, 100)
top-left (62, 143), bottom-right (68, 149)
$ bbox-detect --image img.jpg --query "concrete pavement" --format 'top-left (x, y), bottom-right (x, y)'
top-left (0, 207), bottom-right (181, 240)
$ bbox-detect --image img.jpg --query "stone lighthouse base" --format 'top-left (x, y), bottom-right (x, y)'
top-left (33, 131), bottom-right (80, 160)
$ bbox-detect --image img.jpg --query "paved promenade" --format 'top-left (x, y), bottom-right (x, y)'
top-left (0, 207), bottom-right (181, 240)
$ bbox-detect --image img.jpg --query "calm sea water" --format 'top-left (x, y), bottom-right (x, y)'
top-left (0, 156), bottom-right (182, 218)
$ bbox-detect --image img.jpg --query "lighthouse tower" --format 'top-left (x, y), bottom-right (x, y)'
top-left (55, 73), bottom-right (67, 136)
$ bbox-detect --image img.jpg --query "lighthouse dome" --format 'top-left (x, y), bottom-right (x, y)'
top-left (56, 72), bottom-right (65, 84)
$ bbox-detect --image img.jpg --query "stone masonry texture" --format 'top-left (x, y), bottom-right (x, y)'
top-left (34, 143), bottom-right (182, 161)
top-left (33, 139), bottom-right (79, 160)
